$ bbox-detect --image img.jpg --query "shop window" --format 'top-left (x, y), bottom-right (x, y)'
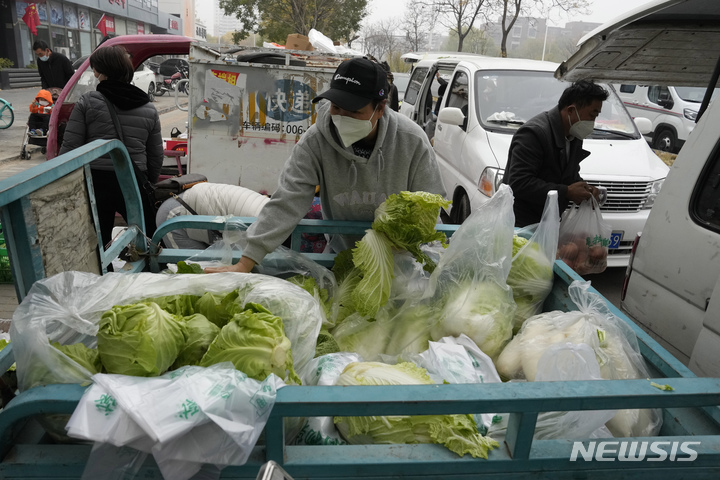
top-left (49, 1), bottom-right (63, 25)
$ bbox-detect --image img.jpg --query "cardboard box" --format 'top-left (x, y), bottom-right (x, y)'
top-left (286, 33), bottom-right (314, 51)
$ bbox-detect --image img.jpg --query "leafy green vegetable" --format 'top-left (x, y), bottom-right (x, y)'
top-left (52, 341), bottom-right (102, 375)
top-left (287, 275), bottom-right (332, 321)
top-left (332, 313), bottom-right (392, 361)
top-left (97, 302), bottom-right (186, 377)
top-left (176, 261), bottom-right (205, 274)
top-left (151, 294), bottom-right (199, 316)
top-left (650, 381), bottom-right (674, 391)
top-left (352, 229), bottom-right (395, 317)
top-left (314, 328), bottom-right (340, 358)
top-left (171, 313), bottom-right (221, 369)
top-left (0, 339), bottom-right (15, 372)
top-left (334, 362), bottom-right (499, 458)
top-left (507, 235), bottom-right (554, 332)
top-left (384, 303), bottom-right (439, 356)
top-left (372, 191), bottom-right (450, 273)
top-left (200, 302), bottom-right (301, 384)
top-left (432, 281), bottom-right (514, 360)
top-left (194, 290), bottom-right (240, 328)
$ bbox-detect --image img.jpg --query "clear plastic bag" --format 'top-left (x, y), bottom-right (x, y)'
top-left (557, 196), bottom-right (612, 275)
top-left (10, 271), bottom-right (323, 392)
top-left (425, 185), bottom-right (517, 359)
top-left (507, 191), bottom-right (559, 332)
top-left (495, 280), bottom-right (662, 437)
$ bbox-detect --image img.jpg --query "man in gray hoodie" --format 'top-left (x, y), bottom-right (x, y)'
top-left (207, 57), bottom-right (445, 273)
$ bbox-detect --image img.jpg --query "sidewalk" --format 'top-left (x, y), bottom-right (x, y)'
top-left (0, 96), bottom-right (188, 322)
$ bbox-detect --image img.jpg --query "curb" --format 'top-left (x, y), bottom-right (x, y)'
top-left (0, 103), bottom-right (184, 166)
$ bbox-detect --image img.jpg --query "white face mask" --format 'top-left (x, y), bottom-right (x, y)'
top-left (38, 54), bottom-right (50, 62)
top-left (331, 105), bottom-right (379, 147)
top-left (568, 106), bottom-right (595, 140)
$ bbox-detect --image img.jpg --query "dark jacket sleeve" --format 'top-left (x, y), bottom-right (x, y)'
top-left (38, 62), bottom-right (50, 89)
top-left (145, 114), bottom-right (164, 183)
top-left (58, 95), bottom-right (88, 155)
top-left (389, 84), bottom-right (399, 112)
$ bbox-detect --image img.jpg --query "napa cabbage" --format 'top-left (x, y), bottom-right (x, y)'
top-left (507, 235), bottom-right (554, 331)
top-left (333, 362), bottom-right (499, 458)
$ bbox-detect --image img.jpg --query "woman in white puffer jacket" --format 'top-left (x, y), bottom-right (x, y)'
top-left (155, 182), bottom-right (269, 249)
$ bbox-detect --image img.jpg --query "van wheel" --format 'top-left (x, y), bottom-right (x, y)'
top-left (452, 193), bottom-right (471, 224)
top-left (653, 129), bottom-right (677, 153)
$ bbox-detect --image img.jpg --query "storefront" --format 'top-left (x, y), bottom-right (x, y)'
top-left (0, 0), bottom-right (183, 69)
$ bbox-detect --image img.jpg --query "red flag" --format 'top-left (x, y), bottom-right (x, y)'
top-left (22, 3), bottom-right (41, 36)
top-left (96, 14), bottom-right (107, 37)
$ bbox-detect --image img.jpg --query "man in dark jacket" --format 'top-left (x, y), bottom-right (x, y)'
top-left (502, 80), bottom-right (608, 227)
top-left (33, 40), bottom-right (74, 93)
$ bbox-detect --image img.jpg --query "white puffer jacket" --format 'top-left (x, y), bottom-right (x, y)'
top-left (157, 183), bottom-right (270, 247)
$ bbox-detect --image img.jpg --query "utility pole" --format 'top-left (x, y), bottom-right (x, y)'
top-left (541, 19), bottom-right (549, 61)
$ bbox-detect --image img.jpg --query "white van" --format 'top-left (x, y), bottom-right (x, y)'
top-left (400, 54), bottom-right (669, 267)
top-left (556, 0), bottom-right (720, 374)
top-left (615, 83), bottom-right (717, 153)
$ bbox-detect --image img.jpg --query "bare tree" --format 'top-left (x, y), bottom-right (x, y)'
top-left (361, 19), bottom-right (403, 61)
top-left (429, 0), bottom-right (491, 52)
top-left (403, 0), bottom-right (435, 52)
top-left (493, 0), bottom-right (590, 57)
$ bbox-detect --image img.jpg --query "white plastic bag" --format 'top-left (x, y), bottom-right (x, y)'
top-left (295, 352), bottom-right (361, 446)
top-left (557, 197), bottom-right (612, 275)
top-left (10, 271), bottom-right (323, 391)
top-left (495, 280), bottom-right (662, 437)
top-left (67, 363), bottom-right (284, 480)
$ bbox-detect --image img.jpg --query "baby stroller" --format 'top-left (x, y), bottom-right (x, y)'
top-left (20, 89), bottom-right (53, 160)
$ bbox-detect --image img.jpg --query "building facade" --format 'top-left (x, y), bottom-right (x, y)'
top-left (213, 0), bottom-right (242, 38)
top-left (0, 0), bottom-right (184, 69)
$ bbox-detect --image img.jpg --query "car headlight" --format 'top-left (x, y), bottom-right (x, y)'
top-left (478, 167), bottom-right (504, 197)
top-left (644, 178), bottom-right (665, 209)
top-left (684, 108), bottom-right (697, 121)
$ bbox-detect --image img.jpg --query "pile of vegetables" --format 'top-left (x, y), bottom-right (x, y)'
top-left (80, 292), bottom-right (302, 383)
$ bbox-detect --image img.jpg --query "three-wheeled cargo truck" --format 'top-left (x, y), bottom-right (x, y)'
top-left (0, 136), bottom-right (719, 479)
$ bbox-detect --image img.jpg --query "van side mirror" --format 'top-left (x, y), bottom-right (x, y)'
top-left (633, 117), bottom-right (652, 135)
top-left (438, 107), bottom-right (466, 127)
top-left (657, 91), bottom-right (674, 110)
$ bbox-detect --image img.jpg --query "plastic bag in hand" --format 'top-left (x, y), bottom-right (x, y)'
top-left (557, 196), bottom-right (612, 275)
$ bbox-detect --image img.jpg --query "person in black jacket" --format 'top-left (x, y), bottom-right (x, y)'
top-left (502, 80), bottom-right (608, 227)
top-left (32, 40), bottom-right (74, 95)
top-left (59, 45), bottom-right (163, 248)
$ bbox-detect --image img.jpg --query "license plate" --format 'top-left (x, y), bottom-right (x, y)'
top-left (609, 231), bottom-right (623, 249)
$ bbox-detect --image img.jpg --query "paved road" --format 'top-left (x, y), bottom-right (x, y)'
top-left (0, 86), bottom-right (188, 164)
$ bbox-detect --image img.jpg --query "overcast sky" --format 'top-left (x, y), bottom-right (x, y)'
top-left (198, 0), bottom-right (659, 38)
top-left (362, 0), bottom-right (657, 28)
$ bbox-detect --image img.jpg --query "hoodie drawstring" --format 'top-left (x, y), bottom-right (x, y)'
top-left (348, 160), bottom-right (358, 188)
top-left (377, 148), bottom-right (385, 183)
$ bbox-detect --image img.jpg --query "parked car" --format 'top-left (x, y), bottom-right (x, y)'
top-left (615, 83), bottom-right (719, 153)
top-left (392, 72), bottom-right (410, 104)
top-left (71, 55), bottom-right (157, 102)
top-left (399, 55), bottom-right (669, 267)
top-left (556, 0), bottom-right (720, 374)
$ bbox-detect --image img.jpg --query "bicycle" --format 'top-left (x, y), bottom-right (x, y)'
top-left (0, 98), bottom-right (14, 129)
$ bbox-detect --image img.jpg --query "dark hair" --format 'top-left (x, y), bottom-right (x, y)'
top-left (89, 45), bottom-right (134, 83)
top-left (558, 80), bottom-right (609, 110)
top-left (33, 40), bottom-right (50, 51)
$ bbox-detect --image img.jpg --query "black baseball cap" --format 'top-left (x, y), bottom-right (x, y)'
top-left (312, 57), bottom-right (388, 111)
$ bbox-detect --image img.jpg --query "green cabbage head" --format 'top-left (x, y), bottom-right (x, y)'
top-left (97, 302), bottom-right (186, 377)
top-left (200, 302), bottom-right (301, 384)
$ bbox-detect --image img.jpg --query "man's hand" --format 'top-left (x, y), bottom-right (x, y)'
top-left (204, 256), bottom-right (256, 274)
top-left (567, 181), bottom-right (597, 204)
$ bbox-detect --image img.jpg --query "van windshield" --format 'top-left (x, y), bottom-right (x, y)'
top-left (674, 86), bottom-right (720, 103)
top-left (475, 70), bottom-right (639, 138)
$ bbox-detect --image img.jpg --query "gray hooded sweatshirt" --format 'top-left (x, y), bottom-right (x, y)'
top-left (242, 101), bottom-right (446, 264)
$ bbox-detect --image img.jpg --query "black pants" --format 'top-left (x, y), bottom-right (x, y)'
top-left (91, 169), bottom-right (157, 248)
top-left (28, 113), bottom-right (50, 131)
